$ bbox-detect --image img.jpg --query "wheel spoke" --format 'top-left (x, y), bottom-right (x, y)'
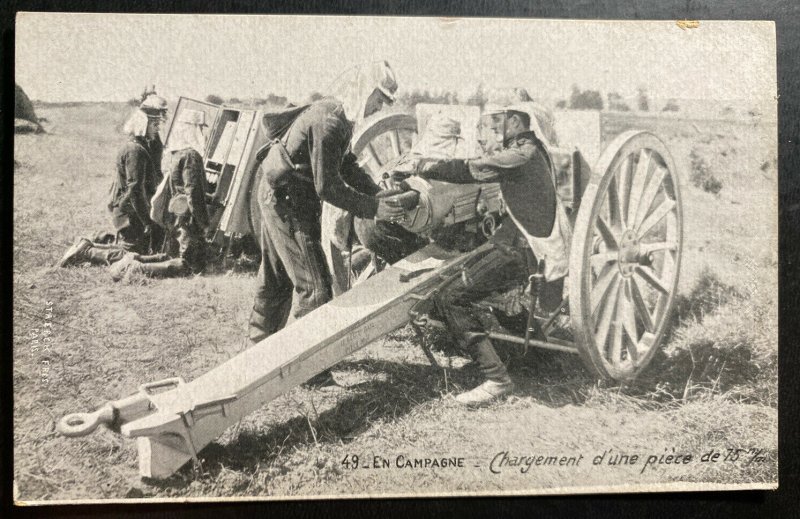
top-left (590, 251), bottom-right (618, 269)
top-left (621, 282), bottom-right (639, 342)
top-left (636, 198), bottom-right (676, 237)
top-left (357, 155), bottom-right (371, 169)
top-left (640, 241), bottom-right (678, 255)
top-left (620, 283), bottom-right (640, 363)
top-left (626, 149), bottom-right (652, 228)
top-left (590, 265), bottom-right (619, 317)
top-left (607, 177), bottom-right (622, 228)
top-left (635, 265), bottom-right (670, 295)
top-left (595, 281), bottom-right (621, 350)
top-left (388, 129), bottom-right (402, 157)
top-left (634, 166), bottom-right (667, 229)
top-left (367, 143), bottom-right (383, 167)
top-left (595, 216), bottom-right (619, 250)
top-left (617, 156), bottom-right (632, 220)
top-left (610, 314), bottom-right (624, 364)
top-left (629, 277), bottom-right (655, 333)
top-left (641, 332), bottom-right (655, 349)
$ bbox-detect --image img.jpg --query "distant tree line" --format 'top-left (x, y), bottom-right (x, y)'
top-left (204, 93), bottom-right (292, 107)
top-left (396, 83), bottom-right (491, 109)
top-left (553, 85), bottom-right (679, 113)
top-left (200, 85), bottom-right (681, 113)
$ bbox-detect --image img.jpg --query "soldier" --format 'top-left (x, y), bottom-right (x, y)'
top-left (161, 108), bottom-right (210, 272)
top-left (248, 61), bottom-right (406, 386)
top-left (58, 105), bottom-right (162, 267)
top-left (139, 91), bottom-right (169, 181)
top-left (139, 90), bottom-right (169, 252)
top-left (411, 98), bottom-right (570, 406)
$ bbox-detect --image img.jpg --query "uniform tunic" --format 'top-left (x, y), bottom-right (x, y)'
top-left (108, 136), bottom-right (157, 252)
top-left (421, 131), bottom-right (561, 382)
top-left (421, 131), bottom-right (556, 238)
top-left (266, 98), bottom-right (380, 223)
top-left (168, 147), bottom-right (210, 230)
top-left (249, 99), bottom-right (381, 343)
top-left (166, 147), bottom-right (209, 272)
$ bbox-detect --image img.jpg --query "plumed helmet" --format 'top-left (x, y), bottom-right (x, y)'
top-left (373, 60), bottom-right (398, 104)
top-left (140, 94), bottom-right (169, 119)
top-left (327, 60), bottom-right (399, 123)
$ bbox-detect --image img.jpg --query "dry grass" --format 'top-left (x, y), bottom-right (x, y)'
top-left (13, 103), bottom-right (777, 501)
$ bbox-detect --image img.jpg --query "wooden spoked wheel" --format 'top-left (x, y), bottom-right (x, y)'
top-left (351, 112), bottom-right (418, 182)
top-left (569, 131), bottom-right (683, 381)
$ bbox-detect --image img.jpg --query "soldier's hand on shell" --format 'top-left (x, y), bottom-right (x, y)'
top-left (394, 190), bottom-right (420, 211)
top-left (390, 157), bottom-right (420, 175)
top-left (375, 188), bottom-right (405, 198)
top-left (375, 196), bottom-right (406, 224)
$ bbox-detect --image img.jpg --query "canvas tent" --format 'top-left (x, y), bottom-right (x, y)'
top-left (15, 83), bottom-right (43, 133)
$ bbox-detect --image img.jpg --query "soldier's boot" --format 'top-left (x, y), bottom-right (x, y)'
top-left (58, 238), bottom-right (123, 267)
top-left (248, 298), bottom-right (291, 345)
top-left (84, 246), bottom-right (126, 266)
top-left (57, 238), bottom-right (92, 267)
top-left (455, 379), bottom-right (515, 406)
top-left (248, 309), bottom-right (270, 344)
top-left (135, 258), bottom-right (187, 278)
top-left (108, 253), bottom-right (141, 281)
top-left (302, 370), bottom-right (340, 390)
top-left (455, 336), bottom-right (514, 407)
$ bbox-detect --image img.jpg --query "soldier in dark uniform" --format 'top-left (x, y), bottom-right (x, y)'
top-left (249, 61), bottom-right (407, 386)
top-left (139, 91), bottom-right (169, 252)
top-left (102, 106), bottom-right (211, 280)
top-left (411, 101), bottom-right (570, 406)
top-left (161, 108), bottom-right (210, 272)
top-left (58, 107), bottom-right (162, 267)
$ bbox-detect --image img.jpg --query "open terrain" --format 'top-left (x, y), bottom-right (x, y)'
top-left (13, 102), bottom-right (777, 501)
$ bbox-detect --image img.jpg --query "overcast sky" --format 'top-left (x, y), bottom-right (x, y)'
top-left (15, 14), bottom-right (776, 104)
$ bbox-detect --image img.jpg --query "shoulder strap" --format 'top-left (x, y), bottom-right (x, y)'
top-left (130, 139), bottom-right (158, 174)
top-left (253, 106), bottom-right (314, 183)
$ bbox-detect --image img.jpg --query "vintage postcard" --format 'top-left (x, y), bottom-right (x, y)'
top-left (13, 14), bottom-right (778, 503)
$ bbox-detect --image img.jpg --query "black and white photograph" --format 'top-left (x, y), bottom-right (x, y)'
top-left (12, 14), bottom-right (778, 503)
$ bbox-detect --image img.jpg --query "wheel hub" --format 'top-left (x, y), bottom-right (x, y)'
top-left (617, 230), bottom-right (641, 277)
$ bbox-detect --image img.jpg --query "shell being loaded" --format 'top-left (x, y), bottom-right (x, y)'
top-left (398, 175), bottom-right (504, 236)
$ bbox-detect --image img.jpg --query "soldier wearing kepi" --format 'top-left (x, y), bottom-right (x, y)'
top-left (139, 88), bottom-right (169, 181)
top-left (248, 61), bottom-right (406, 376)
top-left (412, 96), bottom-right (571, 406)
top-left (139, 88), bottom-right (169, 252)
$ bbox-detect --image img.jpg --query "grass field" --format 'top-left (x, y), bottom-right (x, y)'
top-left (13, 103), bottom-right (778, 501)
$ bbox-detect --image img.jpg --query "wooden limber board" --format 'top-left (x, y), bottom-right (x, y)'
top-left (122, 243), bottom-right (473, 478)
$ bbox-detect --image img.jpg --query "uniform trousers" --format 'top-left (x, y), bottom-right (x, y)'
top-left (249, 185), bottom-right (333, 343)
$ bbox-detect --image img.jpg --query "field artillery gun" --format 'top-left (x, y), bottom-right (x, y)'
top-left (57, 100), bottom-right (684, 480)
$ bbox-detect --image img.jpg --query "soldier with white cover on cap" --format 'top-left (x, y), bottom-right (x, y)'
top-left (58, 94), bottom-right (165, 267)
